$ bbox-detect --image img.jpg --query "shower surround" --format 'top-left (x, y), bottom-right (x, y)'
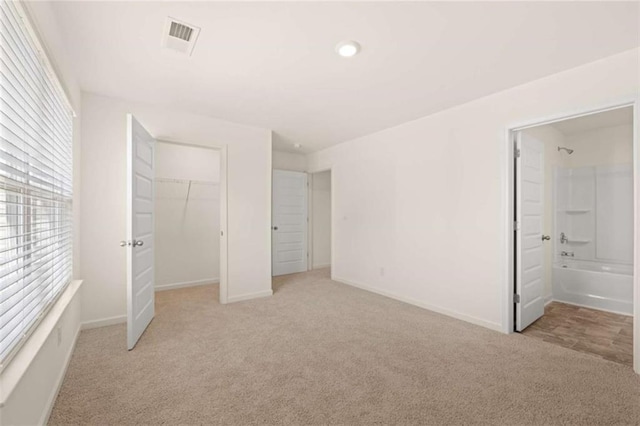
top-left (553, 164), bottom-right (633, 314)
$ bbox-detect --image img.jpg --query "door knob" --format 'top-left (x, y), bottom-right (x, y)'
top-left (542, 235), bottom-right (551, 241)
top-left (120, 241), bottom-right (130, 247)
top-left (272, 226), bottom-right (278, 231)
top-left (133, 240), bottom-right (144, 247)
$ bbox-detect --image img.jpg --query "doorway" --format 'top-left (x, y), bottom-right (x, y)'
top-left (509, 105), bottom-right (635, 367)
top-left (309, 170), bottom-right (332, 271)
top-left (125, 114), bottom-right (229, 350)
top-left (154, 141), bottom-right (221, 293)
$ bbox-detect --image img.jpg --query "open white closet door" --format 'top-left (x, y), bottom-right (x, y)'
top-left (125, 114), bottom-right (156, 350)
top-left (515, 131), bottom-right (545, 331)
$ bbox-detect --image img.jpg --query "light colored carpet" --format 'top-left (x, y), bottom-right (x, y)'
top-left (50, 269), bottom-right (640, 425)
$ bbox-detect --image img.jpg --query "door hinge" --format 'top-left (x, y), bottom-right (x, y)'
top-left (514, 148), bottom-right (520, 158)
top-left (514, 294), bottom-right (520, 303)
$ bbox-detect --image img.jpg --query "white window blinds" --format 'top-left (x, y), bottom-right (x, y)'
top-left (0, 0), bottom-right (74, 367)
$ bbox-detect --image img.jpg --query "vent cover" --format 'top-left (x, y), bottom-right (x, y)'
top-left (162, 17), bottom-right (200, 56)
top-left (169, 21), bottom-right (194, 41)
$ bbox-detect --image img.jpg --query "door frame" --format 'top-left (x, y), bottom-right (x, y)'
top-left (307, 168), bottom-right (333, 271)
top-left (502, 98), bottom-right (639, 374)
top-left (154, 138), bottom-right (229, 304)
top-left (307, 166), bottom-right (334, 278)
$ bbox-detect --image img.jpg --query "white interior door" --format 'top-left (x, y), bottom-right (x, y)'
top-left (126, 114), bottom-right (155, 349)
top-left (272, 170), bottom-right (308, 276)
top-left (515, 132), bottom-right (545, 331)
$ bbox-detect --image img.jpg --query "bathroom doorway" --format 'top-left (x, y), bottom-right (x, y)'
top-left (508, 105), bottom-right (636, 368)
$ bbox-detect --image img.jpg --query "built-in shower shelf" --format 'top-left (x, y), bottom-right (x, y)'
top-left (559, 209), bottom-right (591, 214)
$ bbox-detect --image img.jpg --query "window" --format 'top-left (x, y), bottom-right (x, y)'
top-left (0, 0), bottom-right (74, 367)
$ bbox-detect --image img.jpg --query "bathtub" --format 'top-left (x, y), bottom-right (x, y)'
top-left (552, 260), bottom-right (633, 315)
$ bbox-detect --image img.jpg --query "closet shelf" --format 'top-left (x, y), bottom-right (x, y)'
top-left (155, 177), bottom-right (218, 186)
top-left (155, 177), bottom-right (219, 202)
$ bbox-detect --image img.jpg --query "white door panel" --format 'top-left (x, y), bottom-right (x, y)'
top-left (272, 170), bottom-right (308, 276)
top-left (127, 114), bottom-right (155, 350)
top-left (516, 132), bottom-right (545, 331)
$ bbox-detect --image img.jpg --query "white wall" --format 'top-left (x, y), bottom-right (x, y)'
top-left (80, 92), bottom-right (272, 326)
top-left (273, 150), bottom-right (307, 172)
top-left (0, 2), bottom-right (84, 424)
top-left (155, 143), bottom-right (220, 290)
top-left (566, 124), bottom-right (633, 168)
top-left (308, 48), bottom-right (639, 333)
top-left (312, 170), bottom-right (331, 269)
top-left (156, 142), bottom-right (220, 182)
top-left (520, 126), bottom-right (564, 301)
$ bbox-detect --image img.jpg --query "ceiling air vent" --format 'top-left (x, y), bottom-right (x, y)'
top-left (169, 21), bottom-right (193, 41)
top-left (162, 17), bottom-right (200, 56)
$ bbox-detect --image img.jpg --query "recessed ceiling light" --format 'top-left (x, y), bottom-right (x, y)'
top-left (336, 40), bottom-right (360, 58)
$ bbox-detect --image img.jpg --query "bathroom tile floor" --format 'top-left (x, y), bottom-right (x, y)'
top-left (521, 302), bottom-right (633, 367)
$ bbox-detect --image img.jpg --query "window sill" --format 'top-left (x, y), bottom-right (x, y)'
top-left (0, 279), bottom-right (83, 407)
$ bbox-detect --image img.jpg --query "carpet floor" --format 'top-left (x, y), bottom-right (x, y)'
top-left (49, 269), bottom-right (640, 425)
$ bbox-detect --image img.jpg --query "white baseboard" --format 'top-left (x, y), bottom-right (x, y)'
top-left (227, 289), bottom-right (273, 303)
top-left (544, 295), bottom-right (553, 306)
top-left (81, 315), bottom-right (126, 330)
top-left (155, 278), bottom-right (219, 292)
top-left (312, 263), bottom-right (331, 270)
top-left (40, 324), bottom-right (81, 425)
top-left (334, 276), bottom-right (503, 332)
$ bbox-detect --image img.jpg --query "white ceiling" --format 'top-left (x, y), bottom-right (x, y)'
top-left (49, 1), bottom-right (640, 153)
top-left (551, 106), bottom-right (634, 137)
